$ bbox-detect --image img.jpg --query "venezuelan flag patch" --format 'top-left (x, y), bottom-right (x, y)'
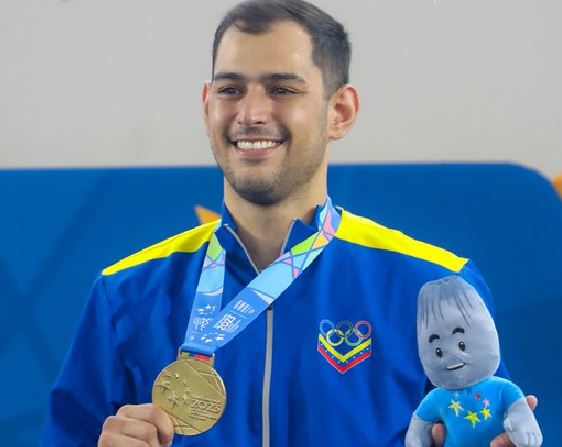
top-left (317, 319), bottom-right (372, 374)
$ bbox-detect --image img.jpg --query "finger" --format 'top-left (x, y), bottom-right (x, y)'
top-left (526, 395), bottom-right (538, 411)
top-left (102, 416), bottom-right (159, 447)
top-left (117, 404), bottom-right (174, 446)
top-left (98, 431), bottom-right (149, 447)
top-left (431, 422), bottom-right (445, 447)
top-left (490, 432), bottom-right (513, 447)
top-left (122, 419), bottom-right (160, 447)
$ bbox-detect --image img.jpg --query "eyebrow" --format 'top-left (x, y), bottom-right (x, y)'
top-left (212, 71), bottom-right (307, 84)
top-left (429, 334), bottom-right (440, 343)
top-left (452, 327), bottom-right (465, 334)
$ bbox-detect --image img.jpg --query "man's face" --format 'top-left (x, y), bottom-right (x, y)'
top-left (418, 299), bottom-right (500, 389)
top-left (203, 21), bottom-right (329, 206)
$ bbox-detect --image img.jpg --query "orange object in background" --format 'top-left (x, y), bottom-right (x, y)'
top-left (554, 174), bottom-right (562, 198)
top-left (195, 205), bottom-right (221, 224)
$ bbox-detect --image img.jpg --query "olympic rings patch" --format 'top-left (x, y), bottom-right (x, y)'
top-left (319, 319), bottom-right (372, 347)
top-left (317, 319), bottom-right (373, 374)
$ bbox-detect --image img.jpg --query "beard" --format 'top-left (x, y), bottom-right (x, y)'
top-left (211, 123), bottom-right (327, 206)
top-left (221, 151), bottom-right (324, 206)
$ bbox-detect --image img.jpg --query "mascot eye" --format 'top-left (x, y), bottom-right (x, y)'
top-left (435, 347), bottom-right (443, 357)
top-left (458, 341), bottom-right (466, 351)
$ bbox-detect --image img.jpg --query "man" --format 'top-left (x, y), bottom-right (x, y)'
top-left (41, 1), bottom-right (535, 446)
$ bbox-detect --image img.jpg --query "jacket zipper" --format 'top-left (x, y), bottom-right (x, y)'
top-left (225, 221), bottom-right (295, 447)
top-left (262, 307), bottom-right (273, 447)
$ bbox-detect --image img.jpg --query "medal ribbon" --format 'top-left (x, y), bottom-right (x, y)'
top-left (181, 197), bottom-right (341, 357)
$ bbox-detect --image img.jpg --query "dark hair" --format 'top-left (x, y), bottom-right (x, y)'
top-left (212, 0), bottom-right (351, 98)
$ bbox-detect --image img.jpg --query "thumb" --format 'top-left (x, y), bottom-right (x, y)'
top-left (526, 395), bottom-right (538, 411)
top-left (431, 422), bottom-right (445, 447)
top-left (490, 432), bottom-right (513, 447)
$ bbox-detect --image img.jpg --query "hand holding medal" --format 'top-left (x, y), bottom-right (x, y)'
top-left (152, 198), bottom-right (341, 436)
top-left (97, 403), bottom-right (175, 447)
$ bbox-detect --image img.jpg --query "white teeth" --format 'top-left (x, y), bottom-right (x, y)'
top-left (236, 140), bottom-right (281, 150)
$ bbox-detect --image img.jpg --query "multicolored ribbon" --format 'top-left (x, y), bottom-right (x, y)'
top-left (182, 197), bottom-right (341, 357)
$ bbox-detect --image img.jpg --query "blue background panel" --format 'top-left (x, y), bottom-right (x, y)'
top-left (0, 164), bottom-right (560, 446)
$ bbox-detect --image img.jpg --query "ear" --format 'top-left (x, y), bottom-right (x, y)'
top-left (202, 81), bottom-right (211, 136)
top-left (327, 84), bottom-right (359, 141)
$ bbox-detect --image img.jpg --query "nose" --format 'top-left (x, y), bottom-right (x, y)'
top-left (236, 87), bottom-right (271, 126)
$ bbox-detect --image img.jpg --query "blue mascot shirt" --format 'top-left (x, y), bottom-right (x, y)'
top-left (416, 377), bottom-right (523, 447)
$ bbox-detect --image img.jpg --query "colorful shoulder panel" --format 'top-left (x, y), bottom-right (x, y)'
top-left (335, 210), bottom-right (468, 272)
top-left (102, 220), bottom-right (218, 276)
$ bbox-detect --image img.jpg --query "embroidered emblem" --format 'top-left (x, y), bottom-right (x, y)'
top-left (445, 392), bottom-right (493, 428)
top-left (317, 319), bottom-right (372, 374)
top-left (448, 399), bottom-right (464, 416)
top-left (464, 410), bottom-right (481, 428)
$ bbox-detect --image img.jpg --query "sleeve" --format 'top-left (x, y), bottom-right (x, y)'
top-left (458, 259), bottom-right (510, 379)
top-left (415, 388), bottom-right (442, 423)
top-left (501, 380), bottom-right (525, 410)
top-left (40, 275), bottom-right (129, 447)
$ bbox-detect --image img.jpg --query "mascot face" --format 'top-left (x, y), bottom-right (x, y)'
top-left (417, 277), bottom-right (500, 389)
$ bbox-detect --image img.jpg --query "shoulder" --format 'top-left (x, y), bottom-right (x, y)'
top-left (417, 387), bottom-right (449, 420)
top-left (483, 377), bottom-right (524, 407)
top-left (424, 386), bottom-right (450, 401)
top-left (485, 376), bottom-right (520, 392)
top-left (335, 209), bottom-right (468, 273)
top-left (485, 376), bottom-right (513, 386)
top-left (101, 220), bottom-right (218, 277)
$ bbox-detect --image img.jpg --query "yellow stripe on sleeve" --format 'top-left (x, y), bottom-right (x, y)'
top-left (102, 220), bottom-right (218, 276)
top-left (336, 211), bottom-right (468, 272)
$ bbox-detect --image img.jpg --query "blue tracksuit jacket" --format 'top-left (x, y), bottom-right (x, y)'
top-left (41, 205), bottom-right (505, 446)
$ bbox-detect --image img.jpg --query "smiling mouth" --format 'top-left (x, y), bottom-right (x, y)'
top-left (233, 139), bottom-right (284, 150)
top-left (228, 139), bottom-right (287, 158)
top-left (445, 362), bottom-right (466, 371)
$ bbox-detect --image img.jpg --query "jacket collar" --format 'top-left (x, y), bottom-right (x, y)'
top-left (214, 200), bottom-right (330, 270)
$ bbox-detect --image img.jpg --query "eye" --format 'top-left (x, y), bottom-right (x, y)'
top-left (217, 86), bottom-right (241, 95)
top-left (458, 341), bottom-right (466, 352)
top-left (270, 86), bottom-right (296, 95)
top-left (435, 347), bottom-right (443, 358)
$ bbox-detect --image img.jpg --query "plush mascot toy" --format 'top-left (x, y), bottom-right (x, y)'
top-left (405, 276), bottom-right (542, 447)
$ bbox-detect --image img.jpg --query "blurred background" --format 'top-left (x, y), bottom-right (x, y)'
top-left (1, 0), bottom-right (561, 446)
top-left (1, 0), bottom-right (561, 175)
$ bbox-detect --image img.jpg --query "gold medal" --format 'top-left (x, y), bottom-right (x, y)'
top-left (152, 355), bottom-right (226, 435)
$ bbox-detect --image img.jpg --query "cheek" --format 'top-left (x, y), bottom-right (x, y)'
top-left (419, 344), bottom-right (440, 368)
top-left (208, 101), bottom-right (233, 131)
top-left (468, 332), bottom-right (499, 358)
top-left (280, 102), bottom-right (326, 133)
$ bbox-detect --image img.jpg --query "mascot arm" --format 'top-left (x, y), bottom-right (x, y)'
top-left (405, 413), bottom-right (434, 447)
top-left (504, 397), bottom-right (543, 447)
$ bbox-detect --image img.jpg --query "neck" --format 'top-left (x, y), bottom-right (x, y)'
top-left (224, 183), bottom-right (327, 271)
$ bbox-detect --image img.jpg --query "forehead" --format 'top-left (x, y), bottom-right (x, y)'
top-left (214, 21), bottom-right (317, 76)
top-left (421, 300), bottom-right (470, 332)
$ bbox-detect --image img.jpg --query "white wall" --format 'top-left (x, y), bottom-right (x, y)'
top-left (1, 0), bottom-right (561, 177)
